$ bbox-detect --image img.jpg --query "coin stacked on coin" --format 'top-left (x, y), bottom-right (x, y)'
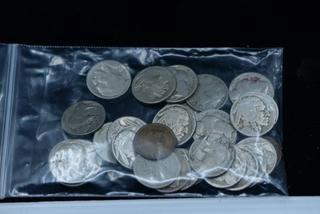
top-left (49, 60), bottom-right (281, 193)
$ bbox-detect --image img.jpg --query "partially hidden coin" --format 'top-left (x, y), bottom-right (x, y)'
top-left (133, 123), bottom-right (178, 160)
top-left (264, 136), bottom-right (282, 167)
top-left (153, 104), bottom-right (196, 146)
top-left (189, 136), bottom-right (235, 178)
top-left (133, 153), bottom-right (181, 189)
top-left (229, 72), bottom-right (274, 103)
top-left (131, 66), bottom-right (176, 104)
top-left (230, 92), bottom-right (279, 136)
top-left (86, 60), bottom-right (131, 99)
top-left (194, 109), bottom-right (237, 144)
top-left (108, 117), bottom-right (146, 169)
top-left (166, 65), bottom-right (198, 103)
top-left (157, 149), bottom-right (192, 193)
top-left (48, 139), bottom-right (102, 185)
top-left (61, 101), bottom-right (105, 136)
top-left (93, 122), bottom-right (117, 163)
top-left (187, 74), bottom-right (228, 111)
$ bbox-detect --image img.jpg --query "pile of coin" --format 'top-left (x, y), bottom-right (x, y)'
top-left (49, 60), bottom-right (281, 193)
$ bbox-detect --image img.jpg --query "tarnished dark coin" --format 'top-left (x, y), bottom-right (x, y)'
top-left (61, 101), bottom-right (106, 135)
top-left (133, 123), bottom-right (178, 160)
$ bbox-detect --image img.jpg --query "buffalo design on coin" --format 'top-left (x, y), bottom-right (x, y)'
top-left (108, 117), bottom-right (146, 169)
top-left (189, 137), bottom-right (235, 178)
top-left (61, 101), bottom-right (105, 135)
top-left (194, 110), bottom-right (237, 145)
top-left (132, 66), bottom-right (176, 104)
top-left (230, 92), bottom-right (279, 136)
top-left (133, 123), bottom-right (178, 160)
top-left (133, 154), bottom-right (181, 189)
top-left (166, 65), bottom-right (198, 103)
top-left (86, 60), bottom-right (131, 99)
top-left (49, 139), bottom-right (102, 185)
top-left (93, 123), bottom-right (117, 163)
top-left (229, 72), bottom-right (274, 103)
top-left (187, 74), bottom-right (228, 111)
top-left (153, 104), bottom-right (196, 146)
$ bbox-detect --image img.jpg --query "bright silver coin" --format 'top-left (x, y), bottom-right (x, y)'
top-left (189, 136), bottom-right (235, 178)
top-left (229, 72), bottom-right (274, 103)
top-left (108, 117), bottom-right (146, 169)
top-left (187, 74), bottom-right (228, 111)
top-left (194, 109), bottom-right (237, 145)
top-left (132, 66), bottom-right (176, 104)
top-left (157, 149), bottom-right (192, 193)
top-left (133, 154), bottom-right (181, 189)
top-left (93, 122), bottom-right (117, 163)
top-left (153, 104), bottom-right (196, 146)
top-left (166, 65), bottom-right (198, 103)
top-left (230, 92), bottom-right (279, 136)
top-left (205, 146), bottom-right (247, 188)
top-left (61, 101), bottom-right (105, 136)
top-left (48, 139), bottom-right (102, 185)
top-left (86, 60), bottom-right (131, 99)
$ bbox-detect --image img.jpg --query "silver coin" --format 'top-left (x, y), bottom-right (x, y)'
top-left (157, 149), bottom-right (192, 193)
top-left (187, 74), bottom-right (228, 111)
top-left (153, 104), bottom-right (196, 146)
top-left (194, 110), bottom-right (237, 145)
top-left (108, 117), bottom-right (146, 169)
top-left (227, 146), bottom-right (260, 191)
top-left (86, 60), bottom-right (131, 99)
top-left (48, 139), bottom-right (102, 185)
top-left (189, 136), bottom-right (235, 178)
top-left (230, 92), bottom-right (279, 136)
top-left (264, 136), bottom-right (282, 167)
top-left (93, 123), bottom-right (117, 163)
top-left (132, 66), bottom-right (176, 104)
top-left (237, 137), bottom-right (278, 175)
top-left (229, 72), bottom-right (274, 103)
top-left (61, 101), bottom-right (105, 135)
top-left (205, 146), bottom-right (247, 188)
top-left (133, 154), bottom-right (181, 189)
top-left (166, 65), bottom-right (198, 103)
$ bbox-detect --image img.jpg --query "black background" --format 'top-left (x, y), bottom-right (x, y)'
top-left (0, 0), bottom-right (319, 201)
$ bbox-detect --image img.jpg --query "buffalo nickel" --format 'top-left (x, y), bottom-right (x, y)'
top-left (86, 60), bottom-right (131, 99)
top-left (132, 66), bottom-right (176, 104)
top-left (133, 154), bottom-right (181, 189)
top-left (229, 72), bottom-right (274, 103)
top-left (166, 65), bottom-right (198, 103)
top-left (153, 104), bottom-right (196, 146)
top-left (61, 101), bottom-right (105, 135)
top-left (187, 74), bottom-right (228, 111)
top-left (230, 92), bottom-right (278, 136)
top-left (194, 110), bottom-right (237, 145)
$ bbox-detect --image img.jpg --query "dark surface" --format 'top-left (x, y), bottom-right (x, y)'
top-left (0, 0), bottom-right (319, 200)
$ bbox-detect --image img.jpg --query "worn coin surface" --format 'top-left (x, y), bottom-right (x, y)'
top-left (264, 136), bottom-right (282, 166)
top-left (133, 154), bottom-right (181, 189)
top-left (133, 123), bottom-right (178, 160)
top-left (230, 92), bottom-right (279, 136)
top-left (153, 104), bottom-right (196, 146)
top-left (205, 146), bottom-right (247, 188)
top-left (107, 117), bottom-right (146, 169)
top-left (187, 74), bottom-right (228, 111)
top-left (49, 139), bottom-right (102, 185)
top-left (157, 149), bottom-right (192, 193)
top-left (227, 147), bottom-right (260, 191)
top-left (86, 60), bottom-right (131, 99)
top-left (132, 66), bottom-right (176, 104)
top-left (229, 72), bottom-right (274, 103)
top-left (93, 122), bottom-right (117, 163)
top-left (61, 101), bottom-right (105, 135)
top-left (194, 110), bottom-right (237, 145)
top-left (166, 65), bottom-right (198, 103)
top-left (189, 137), bottom-right (235, 178)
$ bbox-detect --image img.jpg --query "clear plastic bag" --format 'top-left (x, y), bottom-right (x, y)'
top-left (0, 44), bottom-right (287, 198)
